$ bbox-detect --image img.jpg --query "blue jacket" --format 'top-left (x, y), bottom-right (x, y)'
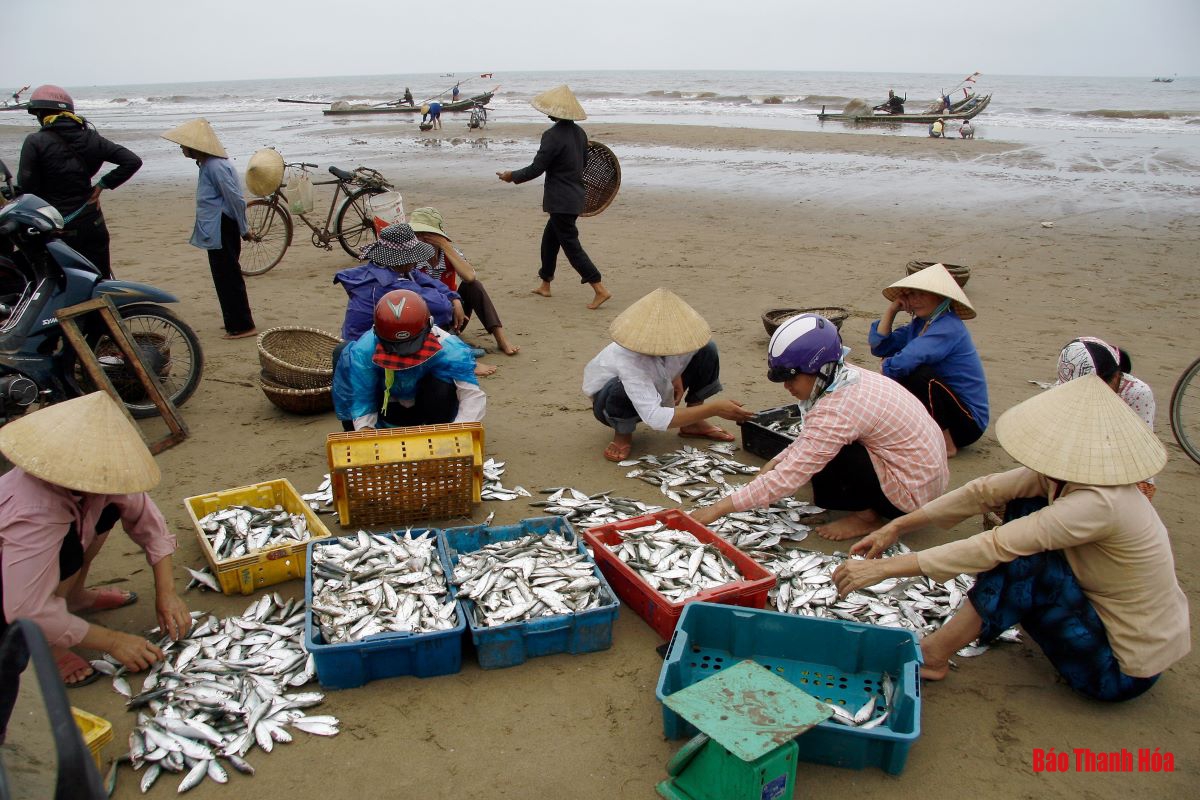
top-left (868, 312), bottom-right (990, 429)
top-left (190, 156), bottom-right (247, 250)
top-left (332, 328), bottom-right (479, 424)
top-left (333, 262), bottom-right (460, 341)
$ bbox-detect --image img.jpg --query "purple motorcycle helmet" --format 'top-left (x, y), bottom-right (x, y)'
top-left (766, 313), bottom-right (843, 384)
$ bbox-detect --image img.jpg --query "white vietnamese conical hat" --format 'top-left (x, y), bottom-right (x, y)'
top-left (530, 85), bottom-right (586, 121)
top-left (609, 288), bottom-right (711, 356)
top-left (245, 148), bottom-right (284, 197)
top-left (883, 263), bottom-right (976, 320)
top-left (995, 375), bottom-right (1166, 485)
top-left (162, 117), bottom-right (228, 158)
top-left (0, 392), bottom-right (160, 494)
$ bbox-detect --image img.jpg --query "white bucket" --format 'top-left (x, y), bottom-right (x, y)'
top-left (367, 191), bottom-right (405, 234)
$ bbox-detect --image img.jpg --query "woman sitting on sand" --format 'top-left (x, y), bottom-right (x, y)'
top-left (408, 207), bottom-right (519, 356)
top-left (582, 289), bottom-right (754, 462)
top-left (869, 264), bottom-right (988, 457)
top-left (690, 313), bottom-right (948, 541)
top-left (832, 376), bottom-right (1189, 701)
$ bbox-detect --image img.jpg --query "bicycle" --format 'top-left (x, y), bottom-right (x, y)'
top-left (468, 102), bottom-right (488, 130)
top-left (1169, 356), bottom-right (1200, 465)
top-left (242, 162), bottom-right (393, 276)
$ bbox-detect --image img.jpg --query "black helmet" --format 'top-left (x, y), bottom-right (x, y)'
top-left (26, 84), bottom-right (74, 114)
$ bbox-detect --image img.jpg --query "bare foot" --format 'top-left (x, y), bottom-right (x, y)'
top-left (815, 511), bottom-right (882, 541)
top-left (474, 363), bottom-right (497, 377)
top-left (222, 328), bottom-right (258, 340)
top-left (942, 429), bottom-right (958, 458)
top-left (493, 328), bottom-right (520, 355)
top-left (587, 287), bottom-right (612, 310)
top-left (532, 282), bottom-right (552, 298)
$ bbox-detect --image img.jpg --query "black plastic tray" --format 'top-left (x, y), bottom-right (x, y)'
top-left (739, 404), bottom-right (803, 460)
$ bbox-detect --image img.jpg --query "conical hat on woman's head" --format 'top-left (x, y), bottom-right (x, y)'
top-left (995, 375), bottom-right (1165, 485)
top-left (0, 393), bottom-right (160, 494)
top-left (883, 263), bottom-right (975, 320)
top-left (245, 148), bottom-right (284, 197)
top-left (530, 85), bottom-right (586, 121)
top-left (609, 289), bottom-right (711, 356)
top-left (162, 118), bottom-right (228, 158)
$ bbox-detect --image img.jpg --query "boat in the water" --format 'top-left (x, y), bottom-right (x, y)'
top-left (322, 91), bottom-right (495, 116)
top-left (0, 103), bottom-right (28, 112)
top-left (1152, 76), bottom-right (1175, 83)
top-left (817, 93), bottom-right (991, 124)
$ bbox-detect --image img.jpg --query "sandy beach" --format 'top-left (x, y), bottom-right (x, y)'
top-left (1, 119), bottom-right (1196, 798)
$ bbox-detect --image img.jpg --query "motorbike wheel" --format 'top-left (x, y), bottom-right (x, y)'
top-left (69, 305), bottom-right (205, 419)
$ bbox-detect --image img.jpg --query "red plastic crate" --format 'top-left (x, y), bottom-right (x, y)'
top-left (583, 509), bottom-right (776, 640)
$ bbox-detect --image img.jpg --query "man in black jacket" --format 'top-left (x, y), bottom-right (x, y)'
top-left (497, 85), bottom-right (611, 310)
top-left (16, 85), bottom-right (142, 279)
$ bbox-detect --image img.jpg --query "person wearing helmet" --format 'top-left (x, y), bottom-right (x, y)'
top-left (0, 394), bottom-right (191, 714)
top-left (332, 289), bottom-right (486, 430)
top-left (691, 313), bottom-right (949, 541)
top-left (869, 264), bottom-right (988, 457)
top-left (15, 84), bottom-right (142, 278)
top-left (582, 288), bottom-right (754, 463)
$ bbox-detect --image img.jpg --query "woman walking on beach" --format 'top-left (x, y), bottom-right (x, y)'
top-left (162, 118), bottom-right (256, 340)
top-left (497, 85), bottom-right (611, 310)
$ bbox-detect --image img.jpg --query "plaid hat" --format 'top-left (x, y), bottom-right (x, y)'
top-left (373, 325), bottom-right (442, 370)
top-left (361, 223), bottom-right (436, 269)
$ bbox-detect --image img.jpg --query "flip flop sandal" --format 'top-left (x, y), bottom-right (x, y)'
top-left (76, 588), bottom-right (138, 613)
top-left (603, 442), bottom-right (632, 463)
top-left (56, 651), bottom-right (101, 688)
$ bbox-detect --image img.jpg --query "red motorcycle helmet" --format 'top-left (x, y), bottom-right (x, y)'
top-left (372, 290), bottom-right (438, 370)
top-left (26, 84), bottom-right (74, 114)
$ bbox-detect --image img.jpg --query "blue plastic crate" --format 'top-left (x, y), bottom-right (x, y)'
top-left (656, 602), bottom-right (922, 775)
top-left (441, 516), bottom-right (620, 670)
top-left (304, 529), bottom-right (466, 690)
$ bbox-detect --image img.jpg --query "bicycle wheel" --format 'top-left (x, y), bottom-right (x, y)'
top-left (335, 186), bottom-right (385, 259)
top-left (243, 199), bottom-right (293, 276)
top-left (1170, 356), bottom-right (1200, 465)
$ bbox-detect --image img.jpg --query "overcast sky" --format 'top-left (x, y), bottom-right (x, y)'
top-left (4, 0), bottom-right (1198, 87)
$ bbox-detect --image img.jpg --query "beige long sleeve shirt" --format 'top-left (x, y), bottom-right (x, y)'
top-left (916, 467), bottom-right (1190, 678)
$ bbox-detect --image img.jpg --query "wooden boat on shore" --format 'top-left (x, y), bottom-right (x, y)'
top-left (817, 93), bottom-right (991, 124)
top-left (321, 92), bottom-right (494, 116)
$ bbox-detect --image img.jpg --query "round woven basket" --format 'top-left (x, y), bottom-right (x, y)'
top-left (259, 372), bottom-right (333, 415)
top-left (257, 327), bottom-right (342, 390)
top-left (762, 306), bottom-right (850, 337)
top-left (581, 141), bottom-right (621, 217)
top-left (905, 260), bottom-right (971, 287)
top-left (96, 332), bottom-right (170, 402)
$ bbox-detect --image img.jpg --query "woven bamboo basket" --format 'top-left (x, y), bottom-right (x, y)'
top-left (257, 327), bottom-right (342, 390)
top-left (259, 372), bottom-right (333, 415)
top-left (581, 141), bottom-right (621, 217)
top-left (905, 260), bottom-right (971, 287)
top-left (96, 332), bottom-right (170, 402)
top-left (761, 306), bottom-right (849, 337)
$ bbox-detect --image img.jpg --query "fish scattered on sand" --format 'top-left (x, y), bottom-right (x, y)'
top-left (481, 458), bottom-right (533, 502)
top-left (300, 474), bottom-right (335, 514)
top-left (530, 487), bottom-right (666, 527)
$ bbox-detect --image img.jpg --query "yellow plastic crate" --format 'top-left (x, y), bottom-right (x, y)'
top-left (184, 479), bottom-right (334, 595)
top-left (71, 707), bottom-right (112, 770)
top-left (327, 422), bottom-right (484, 527)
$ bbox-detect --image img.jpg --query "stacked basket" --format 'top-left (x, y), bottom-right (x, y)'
top-left (905, 260), bottom-right (970, 286)
top-left (257, 327), bottom-right (343, 414)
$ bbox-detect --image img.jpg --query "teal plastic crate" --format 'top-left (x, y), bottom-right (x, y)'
top-left (441, 516), bottom-right (620, 670)
top-left (656, 602), bottom-right (922, 775)
top-left (304, 530), bottom-right (465, 689)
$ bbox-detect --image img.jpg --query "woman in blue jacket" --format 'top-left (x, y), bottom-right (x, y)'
top-left (869, 264), bottom-right (988, 457)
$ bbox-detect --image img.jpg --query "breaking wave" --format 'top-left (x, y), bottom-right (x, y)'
top-left (1074, 109), bottom-right (1172, 120)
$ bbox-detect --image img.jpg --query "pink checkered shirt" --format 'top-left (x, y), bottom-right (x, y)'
top-left (730, 367), bottom-right (949, 513)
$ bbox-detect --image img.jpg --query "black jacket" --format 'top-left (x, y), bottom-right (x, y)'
top-left (16, 118), bottom-right (142, 216)
top-left (511, 120), bottom-right (587, 215)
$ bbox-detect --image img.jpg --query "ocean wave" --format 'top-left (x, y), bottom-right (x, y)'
top-left (1073, 109), bottom-right (1172, 120)
top-left (801, 95), bottom-right (849, 104)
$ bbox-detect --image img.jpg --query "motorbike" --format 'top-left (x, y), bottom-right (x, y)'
top-left (0, 158), bottom-right (204, 422)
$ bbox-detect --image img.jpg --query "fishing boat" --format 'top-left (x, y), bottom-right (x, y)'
top-left (0, 103), bottom-right (28, 112)
top-left (817, 94), bottom-right (991, 124)
top-left (321, 91), bottom-right (495, 116)
top-left (1152, 77), bottom-right (1175, 83)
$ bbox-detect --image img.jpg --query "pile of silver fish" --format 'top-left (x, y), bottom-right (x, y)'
top-left (101, 593), bottom-right (335, 794)
top-left (604, 521), bottom-right (745, 602)
top-left (530, 487), bottom-right (665, 527)
top-left (481, 458), bottom-right (533, 502)
top-left (824, 672), bottom-right (895, 730)
top-left (757, 408), bottom-right (805, 439)
top-left (754, 545), bottom-right (1018, 655)
top-left (301, 474), bottom-right (335, 514)
top-left (453, 531), bottom-right (607, 627)
top-left (310, 530), bottom-right (458, 643)
top-left (197, 504), bottom-right (312, 561)
top-left (619, 444), bottom-right (759, 504)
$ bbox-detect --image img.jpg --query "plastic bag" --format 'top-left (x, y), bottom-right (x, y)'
top-left (288, 171), bottom-right (316, 215)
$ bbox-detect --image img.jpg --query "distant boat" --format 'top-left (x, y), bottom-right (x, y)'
top-left (1152, 76), bottom-right (1175, 83)
top-left (818, 94), bottom-right (991, 124)
top-left (322, 91), bottom-right (495, 116)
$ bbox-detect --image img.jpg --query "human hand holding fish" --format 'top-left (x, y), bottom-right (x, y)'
top-left (832, 553), bottom-right (921, 598)
top-left (155, 589), bottom-right (192, 641)
top-left (848, 523), bottom-right (902, 559)
top-left (86, 627), bottom-right (163, 672)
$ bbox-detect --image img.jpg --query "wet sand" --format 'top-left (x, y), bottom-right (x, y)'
top-left (0, 122), bottom-right (1196, 798)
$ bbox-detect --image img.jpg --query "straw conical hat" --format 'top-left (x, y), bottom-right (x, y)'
top-left (161, 118), bottom-right (228, 158)
top-left (245, 148), bottom-right (284, 197)
top-left (610, 289), bottom-right (711, 356)
top-left (0, 393), bottom-right (160, 494)
top-left (883, 263), bottom-right (976, 320)
top-left (995, 375), bottom-right (1165, 485)
top-left (530, 85), bottom-right (586, 121)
